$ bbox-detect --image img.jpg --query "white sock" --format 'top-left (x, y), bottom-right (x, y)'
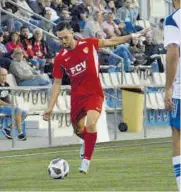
top-left (173, 156), bottom-right (181, 191)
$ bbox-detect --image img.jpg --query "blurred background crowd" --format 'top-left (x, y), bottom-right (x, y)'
top-left (0, 0), bottom-right (166, 87)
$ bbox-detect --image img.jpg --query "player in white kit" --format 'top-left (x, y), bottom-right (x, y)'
top-left (164, 0), bottom-right (180, 191)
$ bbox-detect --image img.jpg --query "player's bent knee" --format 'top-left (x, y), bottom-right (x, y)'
top-left (86, 123), bottom-right (97, 132)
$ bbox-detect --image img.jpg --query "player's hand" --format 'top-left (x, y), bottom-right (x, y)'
top-left (43, 108), bottom-right (52, 121)
top-left (164, 88), bottom-right (174, 111)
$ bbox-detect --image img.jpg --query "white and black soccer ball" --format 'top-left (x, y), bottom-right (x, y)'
top-left (48, 158), bottom-right (69, 179)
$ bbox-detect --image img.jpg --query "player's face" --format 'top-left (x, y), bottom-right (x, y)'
top-left (56, 30), bottom-right (74, 48)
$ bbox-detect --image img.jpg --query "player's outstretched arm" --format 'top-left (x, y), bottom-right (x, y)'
top-left (98, 28), bottom-right (152, 48)
top-left (43, 78), bottom-right (62, 121)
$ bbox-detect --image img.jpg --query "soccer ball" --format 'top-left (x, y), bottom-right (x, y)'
top-left (48, 158), bottom-right (69, 179)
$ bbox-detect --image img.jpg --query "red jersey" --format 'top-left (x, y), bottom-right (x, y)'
top-left (53, 38), bottom-right (103, 98)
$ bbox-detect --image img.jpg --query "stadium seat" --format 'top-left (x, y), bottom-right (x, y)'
top-left (160, 73), bottom-right (166, 85)
top-left (131, 73), bottom-right (141, 85)
top-left (117, 72), bottom-right (125, 85)
top-left (124, 73), bottom-right (134, 85)
top-left (99, 73), bottom-right (105, 88)
top-left (148, 93), bottom-right (158, 109)
top-left (152, 72), bottom-right (162, 85)
top-left (155, 92), bottom-right (165, 109)
top-left (57, 95), bottom-right (70, 113)
top-left (146, 94), bottom-right (152, 109)
top-left (109, 73), bottom-right (119, 87)
top-left (102, 73), bottom-right (113, 88)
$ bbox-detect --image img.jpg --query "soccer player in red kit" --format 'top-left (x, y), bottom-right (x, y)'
top-left (43, 21), bottom-right (150, 174)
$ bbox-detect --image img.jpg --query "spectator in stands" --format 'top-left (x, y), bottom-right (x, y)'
top-left (115, 0), bottom-right (124, 8)
top-left (0, 67), bottom-right (27, 140)
top-left (71, 0), bottom-right (90, 32)
top-left (9, 48), bottom-right (52, 86)
top-left (0, 1), bottom-right (23, 32)
top-left (15, 0), bottom-right (34, 20)
top-left (152, 18), bottom-right (166, 54)
top-left (30, 29), bottom-right (48, 72)
top-left (59, 9), bottom-right (72, 21)
top-left (101, 12), bottom-right (121, 38)
top-left (40, 9), bottom-right (54, 31)
top-left (105, 1), bottom-right (117, 15)
top-left (96, 31), bottom-right (135, 72)
top-left (83, 10), bottom-right (106, 38)
top-left (144, 32), bottom-right (164, 72)
top-left (6, 32), bottom-right (24, 53)
top-left (27, 0), bottom-right (42, 14)
top-left (0, 32), bottom-right (11, 71)
top-left (129, 35), bottom-right (146, 65)
top-left (20, 26), bottom-right (46, 72)
top-left (115, 0), bottom-right (142, 33)
top-left (51, 0), bottom-right (69, 16)
top-left (43, 7), bottom-right (61, 23)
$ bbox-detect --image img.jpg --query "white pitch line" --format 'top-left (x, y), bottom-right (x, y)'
top-left (0, 140), bottom-right (171, 159)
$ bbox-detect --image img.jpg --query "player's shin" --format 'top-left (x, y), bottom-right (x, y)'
top-left (84, 127), bottom-right (97, 160)
top-left (172, 155), bottom-right (181, 191)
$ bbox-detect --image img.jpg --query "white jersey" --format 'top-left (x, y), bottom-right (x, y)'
top-left (164, 8), bottom-right (181, 99)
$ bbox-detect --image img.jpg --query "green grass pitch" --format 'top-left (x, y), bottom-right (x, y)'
top-left (0, 137), bottom-right (177, 191)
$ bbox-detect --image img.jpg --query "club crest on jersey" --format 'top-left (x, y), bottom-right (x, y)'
top-left (70, 61), bottom-right (86, 76)
top-left (83, 47), bottom-right (89, 54)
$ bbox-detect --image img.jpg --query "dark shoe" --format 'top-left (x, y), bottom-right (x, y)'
top-left (17, 133), bottom-right (26, 141)
top-left (2, 128), bottom-right (12, 139)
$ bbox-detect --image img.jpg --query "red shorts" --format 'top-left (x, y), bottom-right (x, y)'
top-left (71, 95), bottom-right (104, 124)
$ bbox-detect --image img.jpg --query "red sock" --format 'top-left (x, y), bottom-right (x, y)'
top-left (84, 132), bottom-right (97, 160)
top-left (78, 126), bottom-right (87, 140)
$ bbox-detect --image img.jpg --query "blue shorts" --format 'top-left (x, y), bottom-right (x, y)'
top-left (0, 106), bottom-right (27, 117)
top-left (170, 99), bottom-right (180, 130)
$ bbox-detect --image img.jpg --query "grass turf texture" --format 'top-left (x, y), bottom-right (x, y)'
top-left (0, 137), bottom-right (177, 191)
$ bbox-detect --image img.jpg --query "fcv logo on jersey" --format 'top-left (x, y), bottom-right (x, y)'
top-left (70, 61), bottom-right (86, 76)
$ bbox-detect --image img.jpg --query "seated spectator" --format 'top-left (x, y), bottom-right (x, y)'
top-left (27, 0), bottom-right (42, 14)
top-left (144, 32), bottom-right (164, 72)
top-left (15, 0), bottom-right (34, 20)
top-left (105, 0), bottom-right (117, 15)
top-left (71, 0), bottom-right (90, 32)
top-left (152, 18), bottom-right (166, 54)
top-left (51, 0), bottom-right (69, 16)
top-left (0, 2), bottom-right (22, 32)
top-left (59, 9), bottom-right (72, 21)
top-left (101, 12), bottom-right (121, 38)
top-left (9, 48), bottom-right (52, 86)
top-left (20, 26), bottom-right (47, 72)
top-left (96, 31), bottom-right (135, 72)
top-left (30, 29), bottom-right (48, 72)
top-left (0, 32), bottom-right (11, 70)
top-left (129, 36), bottom-right (146, 65)
top-left (115, 0), bottom-right (124, 9)
top-left (115, 0), bottom-right (142, 33)
top-left (6, 32), bottom-right (24, 53)
top-left (83, 10), bottom-right (106, 38)
top-left (39, 9), bottom-right (54, 32)
top-left (0, 67), bottom-right (27, 140)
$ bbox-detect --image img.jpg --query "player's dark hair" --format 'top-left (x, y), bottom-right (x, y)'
top-left (53, 21), bottom-right (72, 34)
